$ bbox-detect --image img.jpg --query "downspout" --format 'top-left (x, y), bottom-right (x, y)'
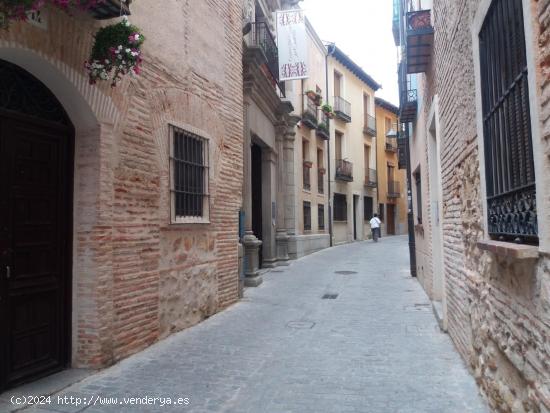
top-left (326, 43), bottom-right (335, 247)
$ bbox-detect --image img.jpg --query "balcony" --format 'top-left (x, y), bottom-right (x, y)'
top-left (316, 119), bottom-right (330, 140)
top-left (318, 168), bottom-right (325, 194)
top-left (333, 96), bottom-right (351, 123)
top-left (406, 9), bottom-right (434, 74)
top-left (399, 89), bottom-right (417, 123)
top-left (89, 0), bottom-right (131, 19)
top-left (335, 159), bottom-right (353, 182)
top-left (388, 181), bottom-right (401, 198)
top-left (364, 114), bottom-right (376, 136)
top-left (385, 137), bottom-right (398, 152)
top-left (247, 22), bottom-right (285, 97)
top-left (303, 162), bottom-right (312, 191)
top-left (365, 168), bottom-right (377, 188)
top-left (398, 138), bottom-right (408, 169)
top-left (302, 95), bottom-right (318, 129)
top-left (392, 0), bottom-right (401, 46)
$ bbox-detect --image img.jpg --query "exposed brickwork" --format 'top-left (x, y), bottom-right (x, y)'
top-left (413, 0), bottom-right (550, 411)
top-left (0, 1), bottom-right (243, 368)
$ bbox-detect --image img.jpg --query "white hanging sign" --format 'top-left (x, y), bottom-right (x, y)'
top-left (276, 9), bottom-right (308, 81)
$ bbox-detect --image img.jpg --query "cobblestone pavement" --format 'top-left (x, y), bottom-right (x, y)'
top-left (21, 236), bottom-right (490, 413)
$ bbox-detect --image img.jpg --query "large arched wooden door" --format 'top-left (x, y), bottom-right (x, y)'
top-left (0, 59), bottom-right (73, 391)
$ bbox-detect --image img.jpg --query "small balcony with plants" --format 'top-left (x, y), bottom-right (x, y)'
top-left (335, 159), bottom-right (353, 182)
top-left (333, 96), bottom-right (351, 123)
top-left (388, 181), bottom-right (401, 198)
top-left (385, 137), bottom-right (398, 153)
top-left (316, 110), bottom-right (331, 140)
top-left (365, 168), bottom-right (377, 188)
top-left (364, 113), bottom-right (376, 137)
top-left (399, 88), bottom-right (417, 123)
top-left (302, 91), bottom-right (320, 129)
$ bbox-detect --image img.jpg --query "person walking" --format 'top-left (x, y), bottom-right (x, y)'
top-left (370, 213), bottom-right (382, 242)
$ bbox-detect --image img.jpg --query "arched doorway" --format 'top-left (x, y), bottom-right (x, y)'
top-left (0, 59), bottom-right (73, 390)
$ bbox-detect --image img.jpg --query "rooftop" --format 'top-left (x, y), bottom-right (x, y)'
top-left (328, 45), bottom-right (381, 91)
top-left (375, 97), bottom-right (399, 115)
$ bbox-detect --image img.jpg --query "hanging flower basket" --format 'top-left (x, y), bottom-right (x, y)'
top-left (85, 16), bottom-right (144, 86)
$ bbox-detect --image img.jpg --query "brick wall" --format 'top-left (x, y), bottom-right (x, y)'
top-left (417, 0), bottom-right (550, 411)
top-left (0, 0), bottom-right (243, 367)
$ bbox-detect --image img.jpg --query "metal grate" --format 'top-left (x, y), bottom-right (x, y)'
top-left (303, 201), bottom-right (311, 231)
top-left (479, 0), bottom-right (537, 244)
top-left (171, 126), bottom-right (209, 218)
top-left (334, 271), bottom-right (357, 275)
top-left (322, 293), bottom-right (338, 300)
top-left (318, 204), bottom-right (325, 230)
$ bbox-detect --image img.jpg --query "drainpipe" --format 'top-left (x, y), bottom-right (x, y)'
top-left (326, 43), bottom-right (336, 247)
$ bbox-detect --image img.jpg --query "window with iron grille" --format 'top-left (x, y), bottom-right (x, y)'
top-left (414, 171), bottom-right (422, 224)
top-left (318, 204), bottom-right (325, 230)
top-left (479, 0), bottom-right (537, 244)
top-left (364, 196), bottom-right (374, 221)
top-left (170, 125), bottom-right (209, 222)
top-left (303, 201), bottom-right (312, 231)
top-left (334, 194), bottom-right (347, 222)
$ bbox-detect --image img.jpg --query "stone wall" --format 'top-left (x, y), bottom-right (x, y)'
top-left (0, 0), bottom-right (243, 368)
top-left (419, 0), bottom-right (550, 411)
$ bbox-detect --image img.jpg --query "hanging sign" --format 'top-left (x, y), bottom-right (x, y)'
top-left (276, 9), bottom-right (308, 81)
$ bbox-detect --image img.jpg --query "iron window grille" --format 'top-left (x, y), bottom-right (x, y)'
top-left (334, 194), bottom-right (347, 222)
top-left (318, 204), bottom-right (325, 230)
top-left (170, 125), bottom-right (210, 222)
top-left (414, 172), bottom-right (422, 224)
top-left (303, 201), bottom-right (312, 231)
top-left (364, 196), bottom-right (374, 221)
top-left (479, 0), bottom-right (537, 244)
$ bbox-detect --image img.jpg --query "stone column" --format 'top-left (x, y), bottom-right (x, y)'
top-left (261, 148), bottom-right (278, 268)
top-left (275, 122), bottom-right (290, 266)
top-left (242, 99), bottom-right (263, 287)
top-left (282, 116), bottom-right (301, 259)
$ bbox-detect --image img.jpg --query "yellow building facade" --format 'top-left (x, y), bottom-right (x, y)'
top-left (327, 46), bottom-right (381, 244)
top-left (375, 98), bottom-right (408, 235)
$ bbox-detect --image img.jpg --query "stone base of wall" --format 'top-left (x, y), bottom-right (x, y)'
top-left (288, 234), bottom-right (330, 260)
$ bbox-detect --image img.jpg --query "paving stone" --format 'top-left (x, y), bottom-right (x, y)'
top-left (17, 236), bottom-right (489, 413)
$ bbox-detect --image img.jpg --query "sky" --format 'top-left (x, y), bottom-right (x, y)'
top-left (300, 0), bottom-right (399, 105)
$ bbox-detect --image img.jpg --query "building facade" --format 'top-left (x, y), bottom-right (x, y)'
top-left (395, 0), bottom-right (550, 411)
top-left (327, 46), bottom-right (381, 245)
top-left (0, 0), bottom-right (243, 391)
top-left (285, 18), bottom-right (330, 259)
top-left (375, 98), bottom-right (408, 236)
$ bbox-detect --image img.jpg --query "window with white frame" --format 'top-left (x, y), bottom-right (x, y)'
top-left (170, 125), bottom-right (209, 222)
top-left (478, 0), bottom-right (537, 244)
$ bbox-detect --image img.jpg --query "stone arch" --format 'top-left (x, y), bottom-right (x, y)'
top-left (0, 46), bottom-right (119, 368)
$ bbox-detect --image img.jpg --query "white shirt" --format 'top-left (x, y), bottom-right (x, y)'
top-left (369, 217), bottom-right (381, 228)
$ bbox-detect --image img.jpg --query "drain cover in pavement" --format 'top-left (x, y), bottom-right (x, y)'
top-left (322, 293), bottom-right (339, 299)
top-left (287, 321), bottom-right (315, 329)
top-left (334, 271), bottom-right (358, 275)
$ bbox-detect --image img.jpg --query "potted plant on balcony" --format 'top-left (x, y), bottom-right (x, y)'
top-left (305, 90), bottom-right (322, 106)
top-left (321, 103), bottom-right (334, 118)
top-left (85, 16), bottom-right (144, 86)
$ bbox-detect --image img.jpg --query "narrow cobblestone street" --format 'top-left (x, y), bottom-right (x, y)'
top-left (21, 237), bottom-right (489, 413)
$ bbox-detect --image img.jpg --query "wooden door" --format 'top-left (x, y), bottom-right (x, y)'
top-left (0, 60), bottom-right (72, 391)
top-left (386, 204), bottom-right (396, 235)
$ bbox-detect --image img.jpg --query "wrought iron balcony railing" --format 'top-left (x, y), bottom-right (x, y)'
top-left (302, 94), bottom-right (318, 129)
top-left (303, 162), bottom-right (311, 191)
top-left (365, 168), bottom-right (377, 188)
top-left (388, 181), bottom-right (401, 198)
top-left (364, 114), bottom-right (376, 136)
top-left (334, 96), bottom-right (352, 123)
top-left (318, 169), bottom-right (325, 194)
top-left (399, 89), bottom-right (418, 123)
top-left (248, 22), bottom-right (285, 97)
top-left (335, 159), bottom-right (353, 182)
top-left (385, 137), bottom-right (398, 152)
top-left (316, 119), bottom-right (330, 140)
top-left (89, 0), bottom-right (131, 19)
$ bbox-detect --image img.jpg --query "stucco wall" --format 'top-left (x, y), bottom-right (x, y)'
top-left (0, 0), bottom-right (243, 367)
